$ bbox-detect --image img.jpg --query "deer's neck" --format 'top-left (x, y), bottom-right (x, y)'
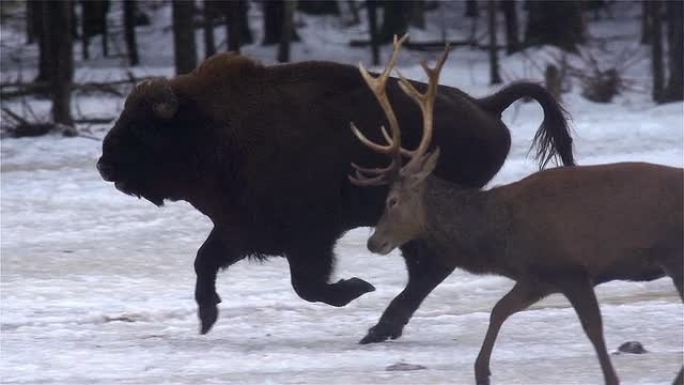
top-left (421, 176), bottom-right (511, 275)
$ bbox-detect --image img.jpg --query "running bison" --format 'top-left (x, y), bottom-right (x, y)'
top-left (97, 50), bottom-right (575, 343)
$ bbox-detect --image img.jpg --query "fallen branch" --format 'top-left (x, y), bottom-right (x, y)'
top-left (0, 76), bottom-right (157, 99)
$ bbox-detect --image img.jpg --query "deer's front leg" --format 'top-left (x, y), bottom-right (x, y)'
top-left (361, 240), bottom-right (455, 344)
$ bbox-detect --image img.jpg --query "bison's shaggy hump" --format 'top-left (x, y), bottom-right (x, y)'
top-left (98, 52), bottom-right (575, 339)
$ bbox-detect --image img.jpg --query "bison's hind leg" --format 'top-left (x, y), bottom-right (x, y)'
top-left (287, 237), bottom-right (375, 308)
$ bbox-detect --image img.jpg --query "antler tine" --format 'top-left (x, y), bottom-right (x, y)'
top-left (351, 33), bottom-right (409, 155)
top-left (348, 34), bottom-right (410, 186)
top-left (396, 45), bottom-right (450, 161)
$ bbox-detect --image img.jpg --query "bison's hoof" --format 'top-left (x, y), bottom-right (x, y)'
top-left (359, 321), bottom-right (403, 344)
top-left (331, 277), bottom-right (376, 306)
top-left (198, 304), bottom-right (218, 334)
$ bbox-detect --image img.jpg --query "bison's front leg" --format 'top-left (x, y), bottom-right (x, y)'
top-left (287, 238), bottom-right (375, 307)
top-left (194, 228), bottom-right (242, 334)
top-left (360, 240), bottom-right (455, 344)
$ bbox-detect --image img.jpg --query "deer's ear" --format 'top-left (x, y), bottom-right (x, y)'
top-left (404, 148), bottom-right (440, 187)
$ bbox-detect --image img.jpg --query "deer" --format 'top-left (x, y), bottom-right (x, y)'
top-left (349, 36), bottom-right (683, 385)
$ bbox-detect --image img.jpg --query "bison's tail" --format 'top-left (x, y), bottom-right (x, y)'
top-left (478, 82), bottom-right (575, 168)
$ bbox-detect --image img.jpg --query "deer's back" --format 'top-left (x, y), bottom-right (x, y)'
top-left (501, 162), bottom-right (682, 279)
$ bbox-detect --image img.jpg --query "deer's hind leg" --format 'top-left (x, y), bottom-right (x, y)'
top-left (557, 273), bottom-right (619, 385)
top-left (656, 249), bottom-right (683, 385)
top-left (658, 250), bottom-right (683, 301)
top-left (474, 280), bottom-right (549, 385)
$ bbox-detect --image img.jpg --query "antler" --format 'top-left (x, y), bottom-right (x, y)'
top-left (349, 34), bottom-right (408, 186)
top-left (395, 47), bottom-right (449, 167)
top-left (349, 35), bottom-right (450, 186)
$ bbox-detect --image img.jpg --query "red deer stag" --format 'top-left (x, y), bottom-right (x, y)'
top-left (349, 38), bottom-right (683, 385)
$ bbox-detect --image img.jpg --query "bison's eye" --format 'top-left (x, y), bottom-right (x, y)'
top-left (387, 196), bottom-right (399, 209)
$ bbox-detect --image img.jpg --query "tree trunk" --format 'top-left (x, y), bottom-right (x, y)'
top-left (81, 1), bottom-right (109, 57)
top-left (238, 0), bottom-right (253, 44)
top-left (367, 0), bottom-right (380, 65)
top-left (123, 0), bottom-right (139, 66)
top-left (524, 0), bottom-right (584, 52)
top-left (347, 0), bottom-right (360, 25)
top-left (44, 0), bottom-right (74, 126)
top-left (465, 0), bottom-right (479, 18)
top-left (26, 1), bottom-right (36, 44)
top-left (298, 0), bottom-right (339, 15)
top-left (262, 0), bottom-right (297, 46)
top-left (277, 0), bottom-right (296, 62)
top-left (202, 0), bottom-right (216, 58)
top-left (262, 0), bottom-right (284, 45)
top-left (410, 0), bottom-right (426, 29)
top-left (488, 0), bottom-right (502, 85)
top-left (33, 1), bottom-right (50, 82)
top-left (640, 0), bottom-right (652, 44)
top-left (172, 0), bottom-right (198, 75)
top-left (500, 0), bottom-right (520, 54)
top-left (225, 0), bottom-right (243, 53)
top-left (379, 0), bottom-right (411, 43)
top-left (664, 0), bottom-right (682, 101)
top-left (650, 0), bottom-right (664, 102)
top-left (101, 4), bottom-right (109, 57)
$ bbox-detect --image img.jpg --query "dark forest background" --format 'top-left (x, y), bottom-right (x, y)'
top-left (0, 0), bottom-right (682, 138)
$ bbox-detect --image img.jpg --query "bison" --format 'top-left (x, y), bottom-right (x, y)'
top-left (97, 51), bottom-right (575, 343)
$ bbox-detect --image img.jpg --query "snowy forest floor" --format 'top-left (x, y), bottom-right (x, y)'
top-left (1, 2), bottom-right (683, 384)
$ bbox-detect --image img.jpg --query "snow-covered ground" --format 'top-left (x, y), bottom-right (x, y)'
top-left (1, 2), bottom-right (682, 385)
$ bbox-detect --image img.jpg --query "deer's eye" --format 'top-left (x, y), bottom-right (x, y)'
top-left (387, 197), bottom-right (399, 209)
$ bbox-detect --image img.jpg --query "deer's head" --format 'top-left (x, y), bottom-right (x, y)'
top-left (349, 35), bottom-right (449, 255)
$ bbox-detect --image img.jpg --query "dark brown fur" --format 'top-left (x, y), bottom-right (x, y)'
top-left (97, 53), bottom-right (575, 341)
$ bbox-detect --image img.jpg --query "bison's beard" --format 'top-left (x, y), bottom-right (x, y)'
top-left (113, 179), bottom-right (165, 206)
top-left (99, 160), bottom-right (166, 206)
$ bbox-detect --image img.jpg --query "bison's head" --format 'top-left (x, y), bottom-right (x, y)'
top-left (97, 78), bottom-right (202, 206)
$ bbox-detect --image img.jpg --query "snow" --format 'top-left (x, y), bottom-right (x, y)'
top-left (1, 2), bottom-right (682, 385)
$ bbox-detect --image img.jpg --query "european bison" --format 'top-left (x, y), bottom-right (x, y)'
top-left (97, 51), bottom-right (575, 342)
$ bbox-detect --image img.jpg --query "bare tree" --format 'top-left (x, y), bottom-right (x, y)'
top-left (172, 0), bottom-right (198, 75)
top-left (665, 0), bottom-right (683, 101)
top-left (649, 0), bottom-right (664, 102)
top-left (263, 0), bottom-right (297, 46)
top-left (500, 0), bottom-right (520, 54)
top-left (409, 0), bottom-right (426, 29)
top-left (465, 0), bottom-right (479, 17)
top-left (277, 0), bottom-right (296, 62)
top-left (25, 1), bottom-right (36, 44)
top-left (367, 0), bottom-right (380, 65)
top-left (640, 0), bottom-right (652, 44)
top-left (488, 0), bottom-right (502, 84)
top-left (123, 0), bottom-right (139, 66)
top-left (262, 0), bottom-right (284, 45)
top-left (44, 0), bottom-right (74, 126)
top-left (31, 1), bottom-right (50, 82)
top-left (202, 0), bottom-right (217, 58)
top-left (524, 0), bottom-right (584, 52)
top-left (226, 1), bottom-right (243, 53)
top-left (379, 1), bottom-right (411, 43)
top-left (81, 0), bottom-right (110, 59)
top-left (298, 0), bottom-right (340, 15)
